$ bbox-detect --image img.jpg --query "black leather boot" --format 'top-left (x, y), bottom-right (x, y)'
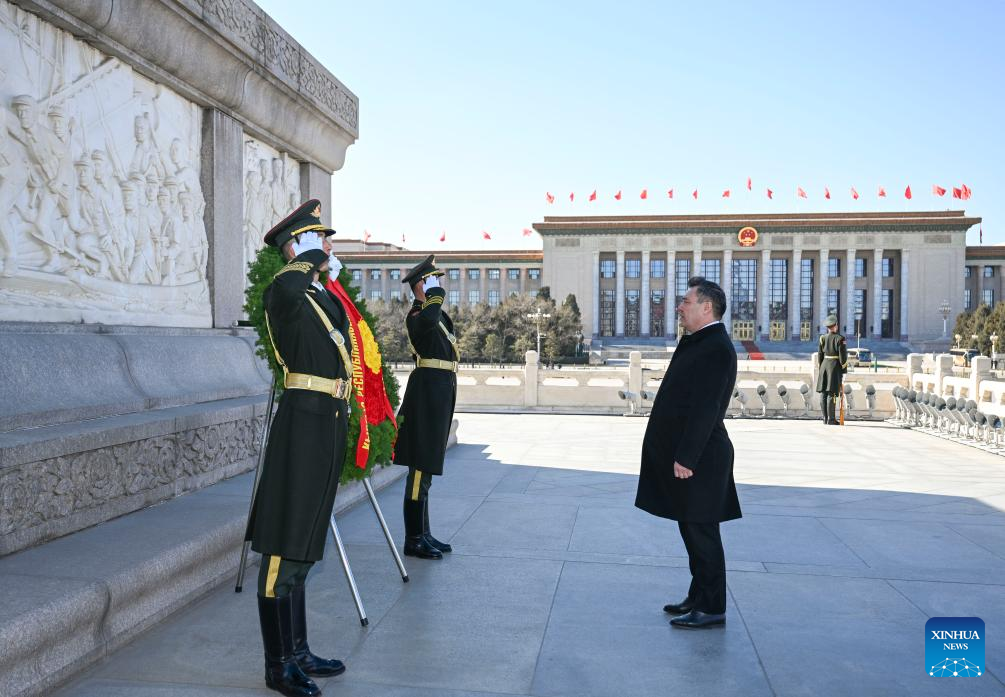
top-left (257, 595), bottom-right (320, 697)
top-left (827, 396), bottom-right (840, 424)
top-left (422, 497), bottom-right (452, 553)
top-left (403, 499), bottom-right (442, 559)
top-left (821, 395), bottom-right (831, 423)
top-left (291, 584), bottom-right (346, 677)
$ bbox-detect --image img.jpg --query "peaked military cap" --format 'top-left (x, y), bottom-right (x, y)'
top-left (825, 314), bottom-right (839, 327)
top-left (402, 254), bottom-right (445, 286)
top-left (263, 199), bottom-right (336, 249)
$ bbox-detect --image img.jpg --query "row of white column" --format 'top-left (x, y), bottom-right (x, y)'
top-left (591, 249), bottom-right (909, 340)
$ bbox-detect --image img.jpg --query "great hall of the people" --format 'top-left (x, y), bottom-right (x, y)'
top-left (338, 210), bottom-right (998, 343)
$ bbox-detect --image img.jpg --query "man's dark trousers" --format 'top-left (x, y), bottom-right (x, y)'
top-left (678, 521), bottom-right (726, 614)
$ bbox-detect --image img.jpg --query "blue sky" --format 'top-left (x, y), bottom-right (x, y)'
top-left (256, 0), bottom-right (1002, 250)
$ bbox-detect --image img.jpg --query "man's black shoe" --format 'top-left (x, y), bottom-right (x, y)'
top-left (670, 609), bottom-right (726, 629)
top-left (257, 595), bottom-right (321, 697)
top-left (404, 536), bottom-right (443, 559)
top-left (662, 599), bottom-right (694, 615)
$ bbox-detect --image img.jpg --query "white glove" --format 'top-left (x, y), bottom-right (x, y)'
top-left (291, 231), bottom-right (324, 256)
top-left (328, 253), bottom-right (343, 276)
top-left (422, 275), bottom-right (440, 291)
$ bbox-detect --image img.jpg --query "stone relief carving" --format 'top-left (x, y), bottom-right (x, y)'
top-left (200, 0), bottom-right (359, 132)
top-left (0, 416), bottom-right (262, 539)
top-left (0, 1), bottom-right (210, 325)
top-left (243, 136), bottom-right (300, 270)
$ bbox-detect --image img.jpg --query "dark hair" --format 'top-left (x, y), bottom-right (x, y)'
top-left (687, 276), bottom-right (726, 319)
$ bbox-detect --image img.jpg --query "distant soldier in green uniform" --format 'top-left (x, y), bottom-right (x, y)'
top-left (816, 314), bottom-right (848, 425)
top-left (393, 255), bottom-right (459, 560)
top-left (246, 200), bottom-right (352, 697)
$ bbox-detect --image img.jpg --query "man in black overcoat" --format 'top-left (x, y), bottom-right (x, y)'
top-left (635, 276), bottom-right (740, 629)
top-left (245, 200), bottom-right (352, 697)
top-left (392, 255), bottom-right (459, 560)
top-left (816, 314), bottom-right (848, 425)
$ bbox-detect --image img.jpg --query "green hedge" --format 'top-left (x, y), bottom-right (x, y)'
top-left (244, 246), bottom-right (400, 483)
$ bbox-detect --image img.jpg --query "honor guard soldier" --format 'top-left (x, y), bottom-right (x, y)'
top-left (393, 255), bottom-right (459, 560)
top-left (816, 314), bottom-right (848, 425)
top-left (246, 200), bottom-right (352, 697)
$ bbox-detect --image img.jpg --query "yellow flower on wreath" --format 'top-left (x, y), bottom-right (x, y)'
top-left (358, 319), bottom-right (382, 374)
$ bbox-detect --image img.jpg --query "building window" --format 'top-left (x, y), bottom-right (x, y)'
top-left (390, 269), bottom-right (401, 281)
top-left (731, 259), bottom-right (757, 320)
top-left (675, 259), bottom-right (692, 305)
top-left (700, 259), bottom-right (721, 285)
top-left (650, 258), bottom-right (665, 279)
top-left (600, 258), bottom-right (616, 278)
top-left (827, 289), bottom-right (840, 327)
top-left (625, 289), bottom-right (640, 336)
top-left (852, 289), bottom-right (866, 335)
top-left (769, 258), bottom-right (787, 320)
top-left (468, 269), bottom-right (481, 280)
top-left (651, 289), bottom-right (665, 336)
top-left (488, 268), bottom-right (501, 280)
top-left (881, 289), bottom-right (894, 338)
top-left (828, 258), bottom-right (840, 278)
top-left (448, 290), bottom-right (460, 306)
top-left (370, 290), bottom-right (382, 301)
top-left (985, 266), bottom-right (995, 278)
top-left (391, 289), bottom-right (402, 301)
top-left (883, 258), bottom-right (895, 277)
top-left (963, 265), bottom-right (972, 278)
top-left (963, 289), bottom-right (970, 311)
top-left (528, 290), bottom-right (539, 298)
top-left (625, 258), bottom-right (641, 279)
top-left (468, 289), bottom-right (481, 304)
top-left (507, 268), bottom-right (521, 280)
top-left (369, 269), bottom-right (382, 281)
top-left (854, 258), bottom-right (867, 278)
top-left (800, 258), bottom-right (814, 321)
top-left (448, 268), bottom-right (460, 281)
top-left (351, 269), bottom-right (362, 282)
top-left (528, 268), bottom-right (541, 280)
top-left (600, 289), bottom-right (615, 336)
top-left (984, 289), bottom-right (995, 306)
top-left (488, 289), bottom-right (501, 306)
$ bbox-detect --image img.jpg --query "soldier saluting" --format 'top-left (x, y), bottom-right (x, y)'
top-left (816, 314), bottom-right (848, 425)
top-left (393, 255), bottom-right (459, 560)
top-left (246, 200), bottom-right (352, 697)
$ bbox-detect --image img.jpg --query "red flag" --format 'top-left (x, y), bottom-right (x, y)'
top-left (614, 190), bottom-right (622, 200)
top-left (746, 177), bottom-right (752, 191)
top-left (667, 189), bottom-right (674, 199)
top-left (692, 189), bottom-right (698, 200)
top-left (522, 228), bottom-right (533, 237)
top-left (851, 187), bottom-right (859, 200)
top-left (363, 229), bottom-right (371, 243)
top-left (878, 186), bottom-right (886, 197)
top-left (825, 187), bottom-right (831, 200)
top-left (904, 185), bottom-right (912, 199)
top-left (589, 189), bottom-right (597, 201)
top-left (569, 192), bottom-right (574, 202)
top-left (952, 187), bottom-right (962, 199)
top-left (640, 188), bottom-right (648, 199)
top-left (325, 278), bottom-right (398, 470)
top-left (482, 230), bottom-right (492, 240)
top-left (401, 233), bottom-right (406, 244)
top-left (546, 192), bottom-right (555, 204)
top-left (797, 186), bottom-right (807, 199)
top-left (722, 189), bottom-right (730, 198)
top-left (962, 183), bottom-right (972, 200)
top-left (439, 231), bottom-right (446, 242)
top-left (980, 224), bottom-right (983, 243)
top-left (933, 185), bottom-right (946, 197)
top-left (766, 188), bottom-right (773, 199)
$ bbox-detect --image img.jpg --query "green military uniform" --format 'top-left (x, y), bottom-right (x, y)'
top-left (245, 200), bottom-right (350, 697)
top-left (393, 255), bottom-right (459, 560)
top-left (816, 315), bottom-right (848, 425)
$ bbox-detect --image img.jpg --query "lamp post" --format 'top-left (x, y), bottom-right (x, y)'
top-left (954, 333), bottom-right (961, 349)
top-left (526, 308), bottom-right (551, 355)
top-left (991, 333), bottom-right (999, 368)
top-left (938, 300), bottom-right (951, 339)
top-left (854, 309), bottom-right (863, 350)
